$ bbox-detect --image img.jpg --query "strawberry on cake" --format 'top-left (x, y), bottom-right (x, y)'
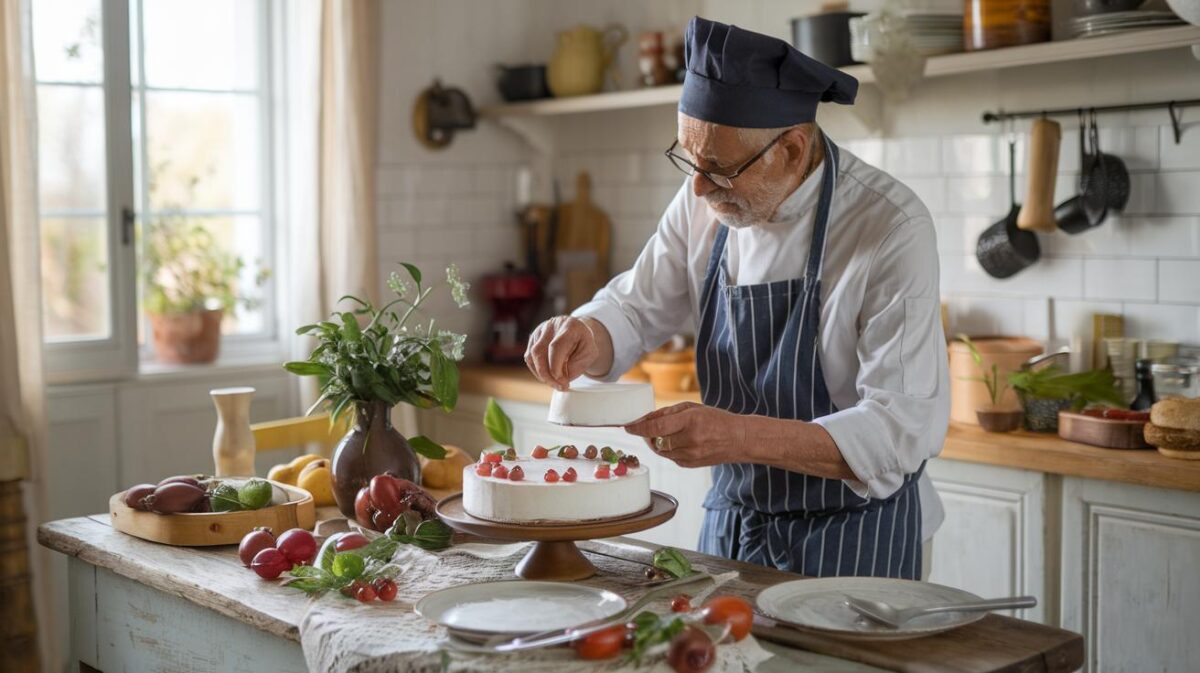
top-left (462, 445), bottom-right (651, 524)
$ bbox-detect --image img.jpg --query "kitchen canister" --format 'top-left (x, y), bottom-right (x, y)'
top-left (948, 336), bottom-right (1044, 425)
top-left (964, 0), bottom-right (1051, 51)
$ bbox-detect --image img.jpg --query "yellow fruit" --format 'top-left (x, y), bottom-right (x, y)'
top-left (419, 444), bottom-right (472, 490)
top-left (266, 453), bottom-right (324, 486)
top-left (296, 459), bottom-right (336, 507)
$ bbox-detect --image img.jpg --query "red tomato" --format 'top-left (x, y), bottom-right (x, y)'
top-left (562, 467), bottom-right (578, 483)
top-left (509, 466), bottom-right (524, 481)
top-left (561, 445), bottom-right (579, 459)
top-left (584, 445), bottom-right (598, 459)
top-left (492, 465), bottom-right (509, 479)
top-left (702, 595), bottom-right (753, 641)
top-left (483, 452), bottom-right (502, 464)
top-left (531, 446), bottom-right (549, 459)
top-left (544, 469), bottom-right (560, 483)
top-left (355, 583), bottom-right (377, 603)
top-left (334, 533), bottom-right (370, 552)
top-left (475, 462), bottom-right (494, 477)
top-left (670, 594), bottom-right (692, 612)
top-left (573, 624), bottom-right (626, 660)
top-left (594, 464), bottom-right (610, 479)
top-left (613, 462), bottom-right (628, 477)
top-left (373, 578), bottom-right (398, 602)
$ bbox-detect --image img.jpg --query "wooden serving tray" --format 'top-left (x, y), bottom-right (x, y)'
top-left (109, 480), bottom-right (316, 546)
top-left (1057, 411), bottom-right (1151, 450)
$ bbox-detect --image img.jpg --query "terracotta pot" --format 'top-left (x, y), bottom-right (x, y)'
top-left (149, 309), bottom-right (224, 364)
top-left (330, 401), bottom-right (421, 519)
top-left (976, 409), bottom-right (1024, 433)
top-left (949, 336), bottom-right (1043, 425)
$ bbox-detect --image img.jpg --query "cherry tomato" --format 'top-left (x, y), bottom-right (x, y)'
top-left (483, 452), bottom-right (502, 464)
top-left (670, 594), bottom-right (692, 612)
top-left (544, 469), bottom-right (560, 483)
top-left (276, 528), bottom-right (317, 565)
top-left (667, 625), bottom-right (716, 673)
top-left (509, 465), bottom-right (525, 481)
top-left (613, 462), bottom-right (628, 477)
top-left (238, 528), bottom-right (276, 567)
top-left (561, 445), bottom-right (579, 459)
top-left (334, 533), bottom-right (370, 553)
top-left (573, 624), bottom-right (626, 660)
top-left (372, 578), bottom-right (398, 602)
top-left (355, 583), bottom-right (377, 603)
top-left (250, 548), bottom-right (291, 580)
top-left (624, 455), bottom-right (640, 468)
top-left (702, 595), bottom-right (753, 641)
top-left (492, 465), bottom-right (509, 479)
top-left (562, 467), bottom-right (578, 483)
top-left (531, 445), bottom-right (549, 459)
top-left (369, 475), bottom-right (405, 516)
top-left (584, 445), bottom-right (598, 459)
top-left (594, 464), bottom-right (610, 479)
top-left (354, 487), bottom-right (376, 528)
top-left (475, 462), bottom-right (494, 477)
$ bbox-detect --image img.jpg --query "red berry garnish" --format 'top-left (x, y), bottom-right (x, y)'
top-left (594, 464), bottom-right (610, 479)
top-left (531, 445), bottom-right (549, 459)
top-left (544, 469), bottom-right (560, 483)
top-left (584, 445), bottom-right (598, 459)
top-left (355, 583), bottom-right (377, 603)
top-left (614, 462), bottom-right (628, 477)
top-left (561, 445), bottom-right (579, 459)
top-left (483, 452), bottom-right (502, 464)
top-left (624, 455), bottom-right (640, 468)
top-left (509, 465), bottom-right (524, 481)
top-left (671, 594), bottom-right (692, 612)
top-left (475, 462), bottom-right (494, 477)
top-left (562, 467), bottom-right (578, 482)
top-left (493, 465), bottom-right (509, 479)
top-left (373, 578), bottom-right (398, 602)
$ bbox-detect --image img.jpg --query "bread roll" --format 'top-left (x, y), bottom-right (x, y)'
top-left (1144, 423), bottom-right (1200, 450)
top-left (1150, 398), bottom-right (1200, 431)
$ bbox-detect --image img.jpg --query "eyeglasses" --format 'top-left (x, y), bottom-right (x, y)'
top-left (664, 132), bottom-right (786, 189)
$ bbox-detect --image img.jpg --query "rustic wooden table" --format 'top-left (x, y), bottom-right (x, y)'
top-left (40, 515), bottom-right (1083, 673)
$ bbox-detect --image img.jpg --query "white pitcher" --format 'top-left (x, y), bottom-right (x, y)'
top-left (211, 387), bottom-right (256, 477)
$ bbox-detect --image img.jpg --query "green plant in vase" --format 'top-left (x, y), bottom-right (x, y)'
top-left (284, 262), bottom-right (471, 517)
top-left (1008, 365), bottom-right (1123, 433)
top-left (143, 214), bottom-right (268, 364)
top-left (957, 334), bottom-right (1023, 433)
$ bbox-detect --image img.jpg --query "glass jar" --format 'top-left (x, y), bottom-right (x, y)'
top-left (1151, 357), bottom-right (1200, 399)
top-left (964, 0), bottom-right (1051, 52)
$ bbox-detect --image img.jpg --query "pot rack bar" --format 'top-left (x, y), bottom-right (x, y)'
top-left (982, 98), bottom-right (1200, 144)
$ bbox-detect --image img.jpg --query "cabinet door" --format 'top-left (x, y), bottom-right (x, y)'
top-left (925, 459), bottom-right (1046, 622)
top-left (1061, 477), bottom-right (1200, 673)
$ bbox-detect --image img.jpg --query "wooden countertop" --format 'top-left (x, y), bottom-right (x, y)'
top-left (460, 364), bottom-right (1200, 493)
top-left (40, 514), bottom-right (1083, 673)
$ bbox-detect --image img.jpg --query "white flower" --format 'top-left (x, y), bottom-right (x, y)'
top-left (446, 264), bottom-right (470, 308)
top-left (387, 271), bottom-right (410, 299)
top-left (438, 330), bottom-right (467, 361)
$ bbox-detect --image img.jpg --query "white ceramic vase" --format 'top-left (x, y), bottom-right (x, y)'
top-left (211, 387), bottom-right (257, 477)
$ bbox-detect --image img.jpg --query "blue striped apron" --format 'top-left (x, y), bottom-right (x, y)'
top-left (695, 134), bottom-right (924, 579)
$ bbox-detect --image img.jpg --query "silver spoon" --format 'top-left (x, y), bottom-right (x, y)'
top-left (845, 595), bottom-right (1037, 628)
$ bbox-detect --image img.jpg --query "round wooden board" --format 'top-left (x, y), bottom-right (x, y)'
top-left (109, 480), bottom-right (316, 546)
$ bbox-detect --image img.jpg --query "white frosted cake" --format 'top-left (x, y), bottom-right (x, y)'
top-left (462, 448), bottom-right (651, 524)
top-left (548, 382), bottom-right (654, 426)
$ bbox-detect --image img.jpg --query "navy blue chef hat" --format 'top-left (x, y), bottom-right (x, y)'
top-left (679, 16), bottom-right (858, 128)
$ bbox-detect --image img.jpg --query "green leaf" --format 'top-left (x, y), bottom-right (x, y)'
top-left (408, 435), bottom-right (447, 460)
top-left (430, 350), bottom-right (459, 411)
top-left (331, 552), bottom-right (365, 579)
top-left (396, 519), bottom-right (453, 550)
top-left (400, 262), bottom-right (422, 285)
top-left (483, 398), bottom-right (514, 447)
top-left (295, 324), bottom-right (320, 335)
top-left (341, 312), bottom-right (362, 342)
top-left (652, 547), bottom-right (694, 579)
top-left (284, 361), bottom-right (329, 377)
top-left (330, 395), bottom-right (354, 426)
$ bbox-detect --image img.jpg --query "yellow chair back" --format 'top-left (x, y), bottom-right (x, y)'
top-left (250, 413), bottom-right (350, 459)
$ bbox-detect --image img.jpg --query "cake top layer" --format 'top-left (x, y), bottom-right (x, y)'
top-left (548, 381), bottom-right (654, 426)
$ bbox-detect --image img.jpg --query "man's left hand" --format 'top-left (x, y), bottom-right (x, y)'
top-left (623, 402), bottom-right (748, 468)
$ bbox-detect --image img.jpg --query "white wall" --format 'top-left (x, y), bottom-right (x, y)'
top-left (376, 1), bottom-right (1200, 357)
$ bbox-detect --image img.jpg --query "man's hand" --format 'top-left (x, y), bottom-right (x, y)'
top-left (623, 402), bottom-right (748, 468)
top-left (524, 316), bottom-right (605, 390)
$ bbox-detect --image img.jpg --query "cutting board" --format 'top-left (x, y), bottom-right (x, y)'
top-left (555, 171), bottom-right (611, 310)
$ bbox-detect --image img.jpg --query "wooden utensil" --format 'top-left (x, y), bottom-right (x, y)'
top-left (555, 171), bottom-right (611, 311)
top-left (1018, 118), bottom-right (1061, 232)
top-left (109, 480), bottom-right (315, 546)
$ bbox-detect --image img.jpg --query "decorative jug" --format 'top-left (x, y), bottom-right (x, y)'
top-left (547, 24), bottom-right (628, 97)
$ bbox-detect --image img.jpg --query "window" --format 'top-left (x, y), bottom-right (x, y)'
top-left (33, 0), bottom-right (279, 382)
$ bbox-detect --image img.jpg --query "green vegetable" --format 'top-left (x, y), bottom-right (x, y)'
top-left (1008, 365), bottom-right (1124, 408)
top-left (483, 398), bottom-right (513, 447)
top-left (331, 552), bottom-right (366, 580)
top-left (652, 547), bottom-right (695, 579)
top-left (625, 611), bottom-right (686, 665)
top-left (400, 519), bottom-right (453, 551)
top-left (238, 479), bottom-right (272, 510)
top-left (209, 484), bottom-right (243, 512)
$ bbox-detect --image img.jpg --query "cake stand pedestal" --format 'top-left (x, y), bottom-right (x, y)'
top-left (437, 491), bottom-right (677, 581)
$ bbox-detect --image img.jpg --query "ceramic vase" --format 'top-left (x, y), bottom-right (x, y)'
top-left (211, 387), bottom-right (256, 477)
top-left (330, 400), bottom-right (421, 519)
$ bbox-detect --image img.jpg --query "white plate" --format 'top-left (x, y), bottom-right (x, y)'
top-left (756, 577), bottom-right (988, 641)
top-left (416, 581), bottom-right (627, 636)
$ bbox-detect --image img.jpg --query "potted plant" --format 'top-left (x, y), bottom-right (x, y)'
top-left (284, 262), bottom-right (471, 518)
top-left (1008, 365), bottom-right (1124, 433)
top-left (143, 215), bottom-right (267, 364)
top-left (958, 335), bottom-right (1022, 432)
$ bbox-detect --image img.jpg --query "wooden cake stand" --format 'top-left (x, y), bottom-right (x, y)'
top-left (437, 491), bottom-right (677, 581)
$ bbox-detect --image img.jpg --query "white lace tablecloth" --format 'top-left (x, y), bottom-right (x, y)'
top-left (298, 526), bottom-right (773, 673)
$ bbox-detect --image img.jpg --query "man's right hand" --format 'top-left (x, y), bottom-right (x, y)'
top-left (524, 316), bottom-right (609, 390)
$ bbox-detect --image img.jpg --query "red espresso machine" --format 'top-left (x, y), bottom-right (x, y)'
top-left (483, 263), bottom-right (541, 364)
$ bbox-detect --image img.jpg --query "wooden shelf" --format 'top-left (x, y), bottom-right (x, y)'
top-left (479, 25), bottom-right (1200, 119)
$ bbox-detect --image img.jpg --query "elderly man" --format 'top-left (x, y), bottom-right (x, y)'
top-left (524, 17), bottom-right (949, 580)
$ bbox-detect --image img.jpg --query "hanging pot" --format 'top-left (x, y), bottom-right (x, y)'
top-left (977, 138), bottom-right (1041, 278)
top-left (1058, 109), bottom-right (1131, 234)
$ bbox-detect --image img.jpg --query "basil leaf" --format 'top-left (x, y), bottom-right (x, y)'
top-left (400, 262), bottom-right (422, 285)
top-left (483, 398), bottom-right (514, 447)
top-left (652, 547), bottom-right (694, 579)
top-left (283, 361), bottom-right (328, 376)
top-left (340, 312), bottom-right (362, 342)
top-left (408, 435), bottom-right (447, 460)
top-left (430, 350), bottom-right (459, 411)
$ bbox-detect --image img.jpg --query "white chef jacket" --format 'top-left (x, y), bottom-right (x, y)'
top-left (574, 146), bottom-right (950, 540)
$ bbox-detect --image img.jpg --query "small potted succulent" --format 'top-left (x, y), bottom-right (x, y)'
top-left (143, 215), bottom-right (268, 364)
top-left (284, 262), bottom-right (471, 518)
top-left (958, 335), bottom-right (1023, 432)
top-left (1008, 365), bottom-right (1124, 433)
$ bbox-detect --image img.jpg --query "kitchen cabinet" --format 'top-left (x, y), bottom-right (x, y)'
top-left (925, 459), bottom-right (1047, 622)
top-left (1059, 476), bottom-right (1200, 673)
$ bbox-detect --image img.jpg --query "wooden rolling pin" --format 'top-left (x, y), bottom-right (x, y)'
top-left (1017, 118), bottom-right (1061, 232)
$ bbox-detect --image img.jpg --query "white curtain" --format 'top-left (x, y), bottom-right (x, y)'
top-left (1, 0), bottom-right (51, 668)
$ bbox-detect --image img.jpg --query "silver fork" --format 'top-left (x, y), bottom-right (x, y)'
top-left (845, 594), bottom-right (1037, 628)
top-left (469, 572), bottom-right (713, 653)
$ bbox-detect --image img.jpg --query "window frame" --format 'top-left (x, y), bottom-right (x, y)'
top-left (37, 0), bottom-right (285, 384)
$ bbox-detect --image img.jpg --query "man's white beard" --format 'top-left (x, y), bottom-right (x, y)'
top-left (704, 191), bottom-right (767, 229)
